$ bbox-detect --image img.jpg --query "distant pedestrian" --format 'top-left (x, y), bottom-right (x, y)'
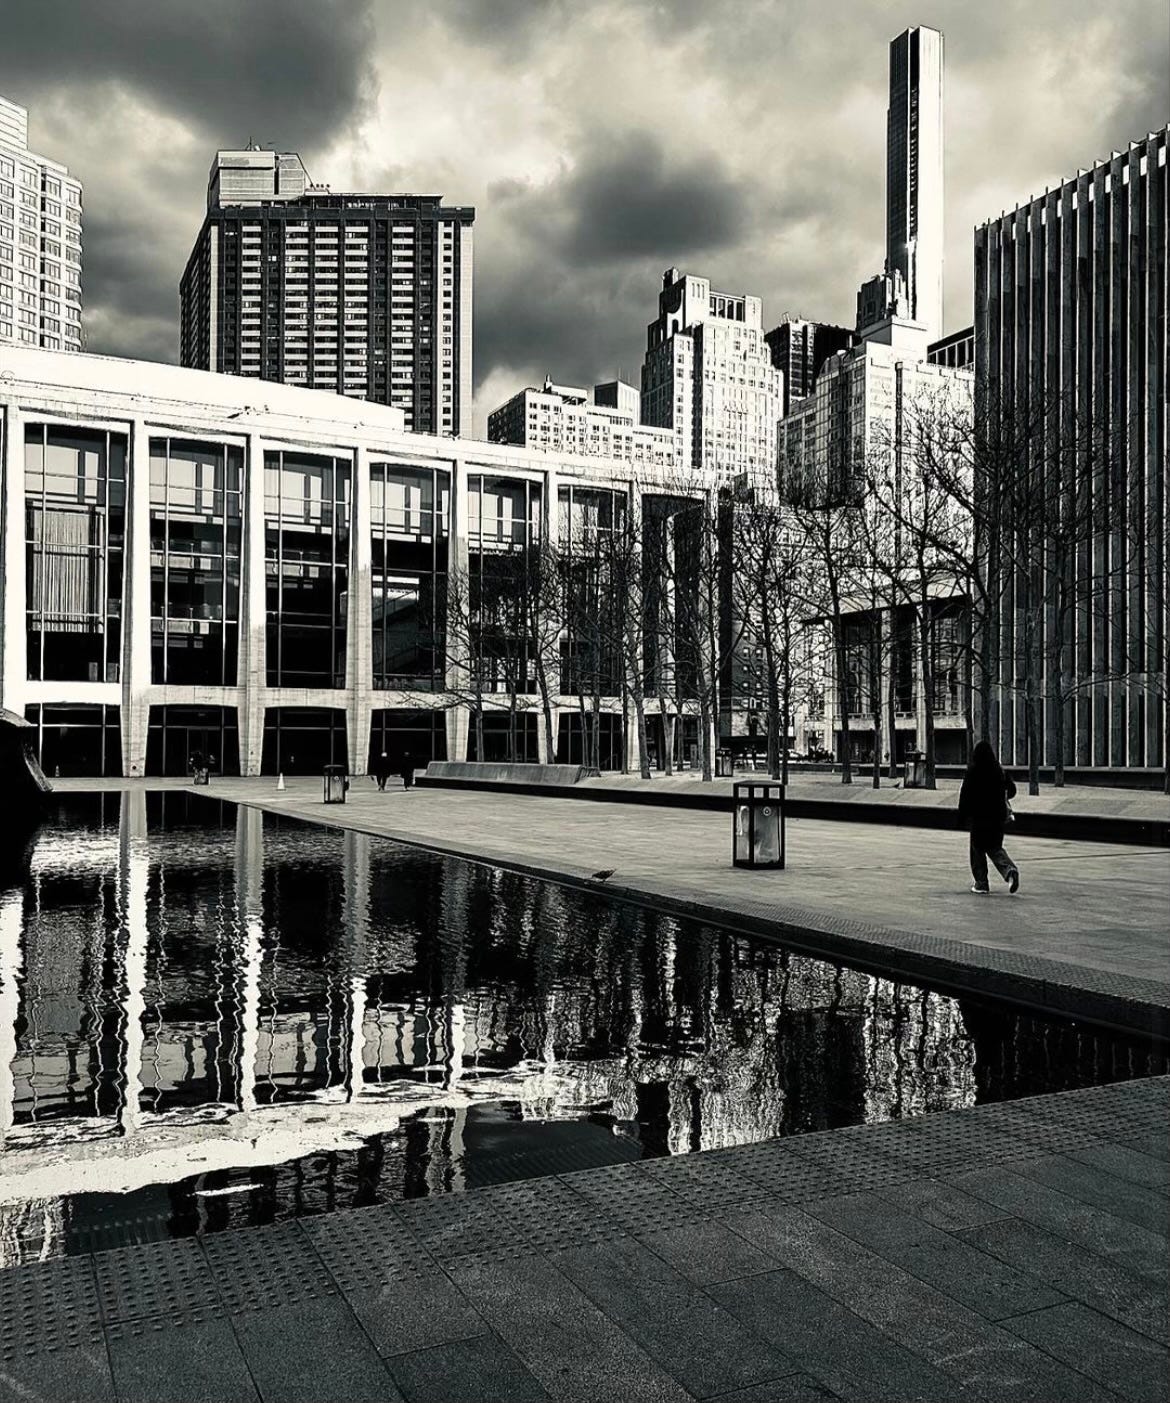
top-left (373, 750), bottom-right (390, 791)
top-left (400, 750), bottom-right (415, 792)
top-left (958, 740), bottom-right (1020, 895)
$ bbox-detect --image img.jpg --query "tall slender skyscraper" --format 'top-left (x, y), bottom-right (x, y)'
top-left (885, 26), bottom-right (944, 342)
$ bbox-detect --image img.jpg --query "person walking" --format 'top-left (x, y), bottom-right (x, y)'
top-left (373, 750), bottom-right (390, 792)
top-left (958, 740), bottom-right (1020, 895)
top-left (400, 750), bottom-right (415, 792)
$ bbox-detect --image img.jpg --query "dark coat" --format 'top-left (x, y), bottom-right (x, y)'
top-left (958, 768), bottom-right (1016, 849)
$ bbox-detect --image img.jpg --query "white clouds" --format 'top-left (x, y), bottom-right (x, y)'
top-left (2, 0), bottom-right (1165, 438)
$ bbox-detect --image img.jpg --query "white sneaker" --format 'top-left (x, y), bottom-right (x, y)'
top-left (970, 885), bottom-right (990, 894)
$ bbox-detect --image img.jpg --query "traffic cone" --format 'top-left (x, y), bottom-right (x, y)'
top-left (276, 772), bottom-right (286, 791)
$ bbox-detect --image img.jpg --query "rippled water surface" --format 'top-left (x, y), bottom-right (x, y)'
top-left (1, 792), bottom-right (1164, 1265)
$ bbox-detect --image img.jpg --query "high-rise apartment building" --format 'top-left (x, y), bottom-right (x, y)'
top-left (974, 126), bottom-right (1168, 773)
top-left (488, 378), bottom-right (676, 468)
top-left (765, 317), bottom-right (855, 415)
top-left (856, 27), bottom-right (944, 340)
top-left (641, 267), bottom-right (783, 484)
top-left (0, 96), bottom-right (83, 352)
top-left (180, 147), bottom-right (474, 436)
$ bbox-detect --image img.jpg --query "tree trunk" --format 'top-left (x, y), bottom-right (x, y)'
top-left (659, 695), bottom-right (674, 777)
top-left (833, 625), bottom-right (853, 785)
top-left (534, 652), bottom-right (555, 765)
top-left (917, 599), bottom-right (937, 790)
top-left (1024, 613), bottom-right (1041, 798)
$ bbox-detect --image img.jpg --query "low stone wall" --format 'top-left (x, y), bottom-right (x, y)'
top-left (423, 760), bottom-right (584, 787)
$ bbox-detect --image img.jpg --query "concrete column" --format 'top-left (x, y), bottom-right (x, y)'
top-left (120, 419), bottom-right (152, 777)
top-left (445, 454), bottom-right (471, 760)
top-left (346, 447), bottom-right (372, 776)
top-left (237, 432), bottom-right (268, 775)
top-left (0, 402), bottom-right (28, 710)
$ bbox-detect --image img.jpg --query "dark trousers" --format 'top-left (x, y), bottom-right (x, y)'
top-left (969, 830), bottom-right (1017, 889)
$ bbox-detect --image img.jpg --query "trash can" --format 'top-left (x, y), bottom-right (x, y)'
top-left (715, 748), bottom-right (733, 778)
top-left (323, 764), bottom-right (348, 804)
top-left (903, 749), bottom-right (926, 789)
top-left (733, 781), bottom-right (785, 869)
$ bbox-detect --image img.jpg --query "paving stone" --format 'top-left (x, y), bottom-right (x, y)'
top-left (1002, 1301), bottom-right (1169, 1402)
top-left (804, 1190), bottom-right (1067, 1320)
top-left (707, 1378), bottom-right (840, 1402)
top-left (385, 1332), bottom-right (551, 1403)
top-left (710, 1267), bottom-right (966, 1402)
top-left (106, 1316), bottom-right (259, 1402)
top-left (0, 1255), bottom-right (103, 1360)
top-left (719, 1200), bottom-right (1100, 1401)
top-left (955, 1216), bottom-right (1169, 1344)
top-left (202, 1221), bottom-right (337, 1313)
top-left (949, 1166), bottom-right (1169, 1285)
top-left (559, 1163), bottom-right (706, 1235)
top-left (481, 1175), bottom-right (624, 1253)
top-left (447, 1252), bottom-right (692, 1403)
top-left (344, 1273), bottom-right (487, 1358)
top-left (635, 1218), bottom-right (778, 1285)
top-left (874, 1176), bottom-right (1013, 1231)
top-left (303, 1203), bottom-right (441, 1292)
top-left (1065, 1141), bottom-right (1170, 1191)
top-left (553, 1237), bottom-right (795, 1399)
top-left (1012, 1154), bottom-right (1170, 1236)
top-left (640, 1151), bottom-right (773, 1212)
top-left (0, 1342), bottom-right (115, 1402)
top-left (1119, 1133), bottom-right (1170, 1163)
top-left (394, 1191), bottom-right (531, 1265)
top-left (93, 1237), bottom-right (223, 1325)
top-left (233, 1296), bottom-right (402, 1402)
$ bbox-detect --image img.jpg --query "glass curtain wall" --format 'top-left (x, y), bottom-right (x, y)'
top-left (265, 451), bottom-right (351, 688)
top-left (149, 439), bottom-right (242, 685)
top-left (24, 703), bottom-right (122, 777)
top-left (370, 463), bottom-right (449, 690)
top-left (146, 705), bottom-right (240, 776)
top-left (25, 425), bottom-right (125, 682)
top-left (467, 475), bottom-right (541, 696)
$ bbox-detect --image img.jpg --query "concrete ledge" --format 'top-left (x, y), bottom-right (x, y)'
top-left (417, 772), bottom-right (1169, 846)
top-left (424, 760), bottom-right (583, 786)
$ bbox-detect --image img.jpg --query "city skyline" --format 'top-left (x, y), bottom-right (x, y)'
top-left (0, 0), bottom-right (1166, 436)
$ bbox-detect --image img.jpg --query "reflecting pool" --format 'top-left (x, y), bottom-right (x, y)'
top-left (1, 792), bottom-right (1164, 1265)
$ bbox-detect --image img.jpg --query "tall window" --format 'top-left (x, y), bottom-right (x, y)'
top-left (558, 484), bottom-right (625, 696)
top-left (370, 463), bottom-right (448, 689)
top-left (265, 451), bottom-right (350, 687)
top-left (467, 475), bottom-right (541, 696)
top-left (149, 438), bottom-right (242, 685)
top-left (25, 425), bottom-right (125, 682)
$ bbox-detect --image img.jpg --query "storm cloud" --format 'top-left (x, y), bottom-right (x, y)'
top-left (1, 0), bottom-right (1166, 434)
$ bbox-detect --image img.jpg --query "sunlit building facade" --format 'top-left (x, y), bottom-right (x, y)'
top-left (0, 345), bottom-right (709, 777)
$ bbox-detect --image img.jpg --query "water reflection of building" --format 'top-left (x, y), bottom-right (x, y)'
top-left (2, 792), bottom-right (1163, 1263)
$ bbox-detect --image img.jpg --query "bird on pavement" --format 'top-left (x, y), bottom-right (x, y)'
top-left (590, 869), bottom-right (615, 881)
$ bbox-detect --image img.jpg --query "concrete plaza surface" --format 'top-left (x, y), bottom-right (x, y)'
top-left (2, 1077), bottom-right (1167, 1402)
top-left (4, 780), bottom-right (1166, 1401)
top-left (206, 777), bottom-right (1170, 1031)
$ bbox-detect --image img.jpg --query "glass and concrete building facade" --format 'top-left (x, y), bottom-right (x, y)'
top-left (641, 267), bottom-right (783, 487)
top-left (487, 378), bottom-right (676, 468)
top-left (0, 346), bottom-right (704, 777)
top-left (0, 96), bottom-right (83, 353)
top-left (974, 126), bottom-right (1168, 774)
top-left (764, 317), bottom-right (855, 416)
top-left (180, 148), bottom-right (474, 437)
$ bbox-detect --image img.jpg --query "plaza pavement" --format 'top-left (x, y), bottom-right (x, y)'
top-left (5, 778), bottom-right (1165, 1402)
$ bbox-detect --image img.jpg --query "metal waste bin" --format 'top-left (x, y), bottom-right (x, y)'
top-left (733, 781), bottom-right (785, 869)
top-left (715, 747), bottom-right (734, 778)
top-left (323, 764), bottom-right (348, 804)
top-left (903, 749), bottom-right (926, 789)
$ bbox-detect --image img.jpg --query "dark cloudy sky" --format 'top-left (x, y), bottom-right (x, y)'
top-left (3, 0), bottom-right (1166, 434)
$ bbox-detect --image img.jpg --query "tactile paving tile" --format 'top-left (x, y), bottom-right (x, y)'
top-left (393, 1190), bottom-right (532, 1264)
top-left (559, 1162), bottom-right (708, 1235)
top-left (202, 1221), bottom-right (337, 1312)
top-left (94, 1237), bottom-right (223, 1326)
top-left (480, 1174), bottom-right (625, 1253)
top-left (640, 1151), bottom-right (773, 1211)
top-left (0, 1256), bottom-right (103, 1359)
top-left (302, 1203), bottom-right (442, 1293)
